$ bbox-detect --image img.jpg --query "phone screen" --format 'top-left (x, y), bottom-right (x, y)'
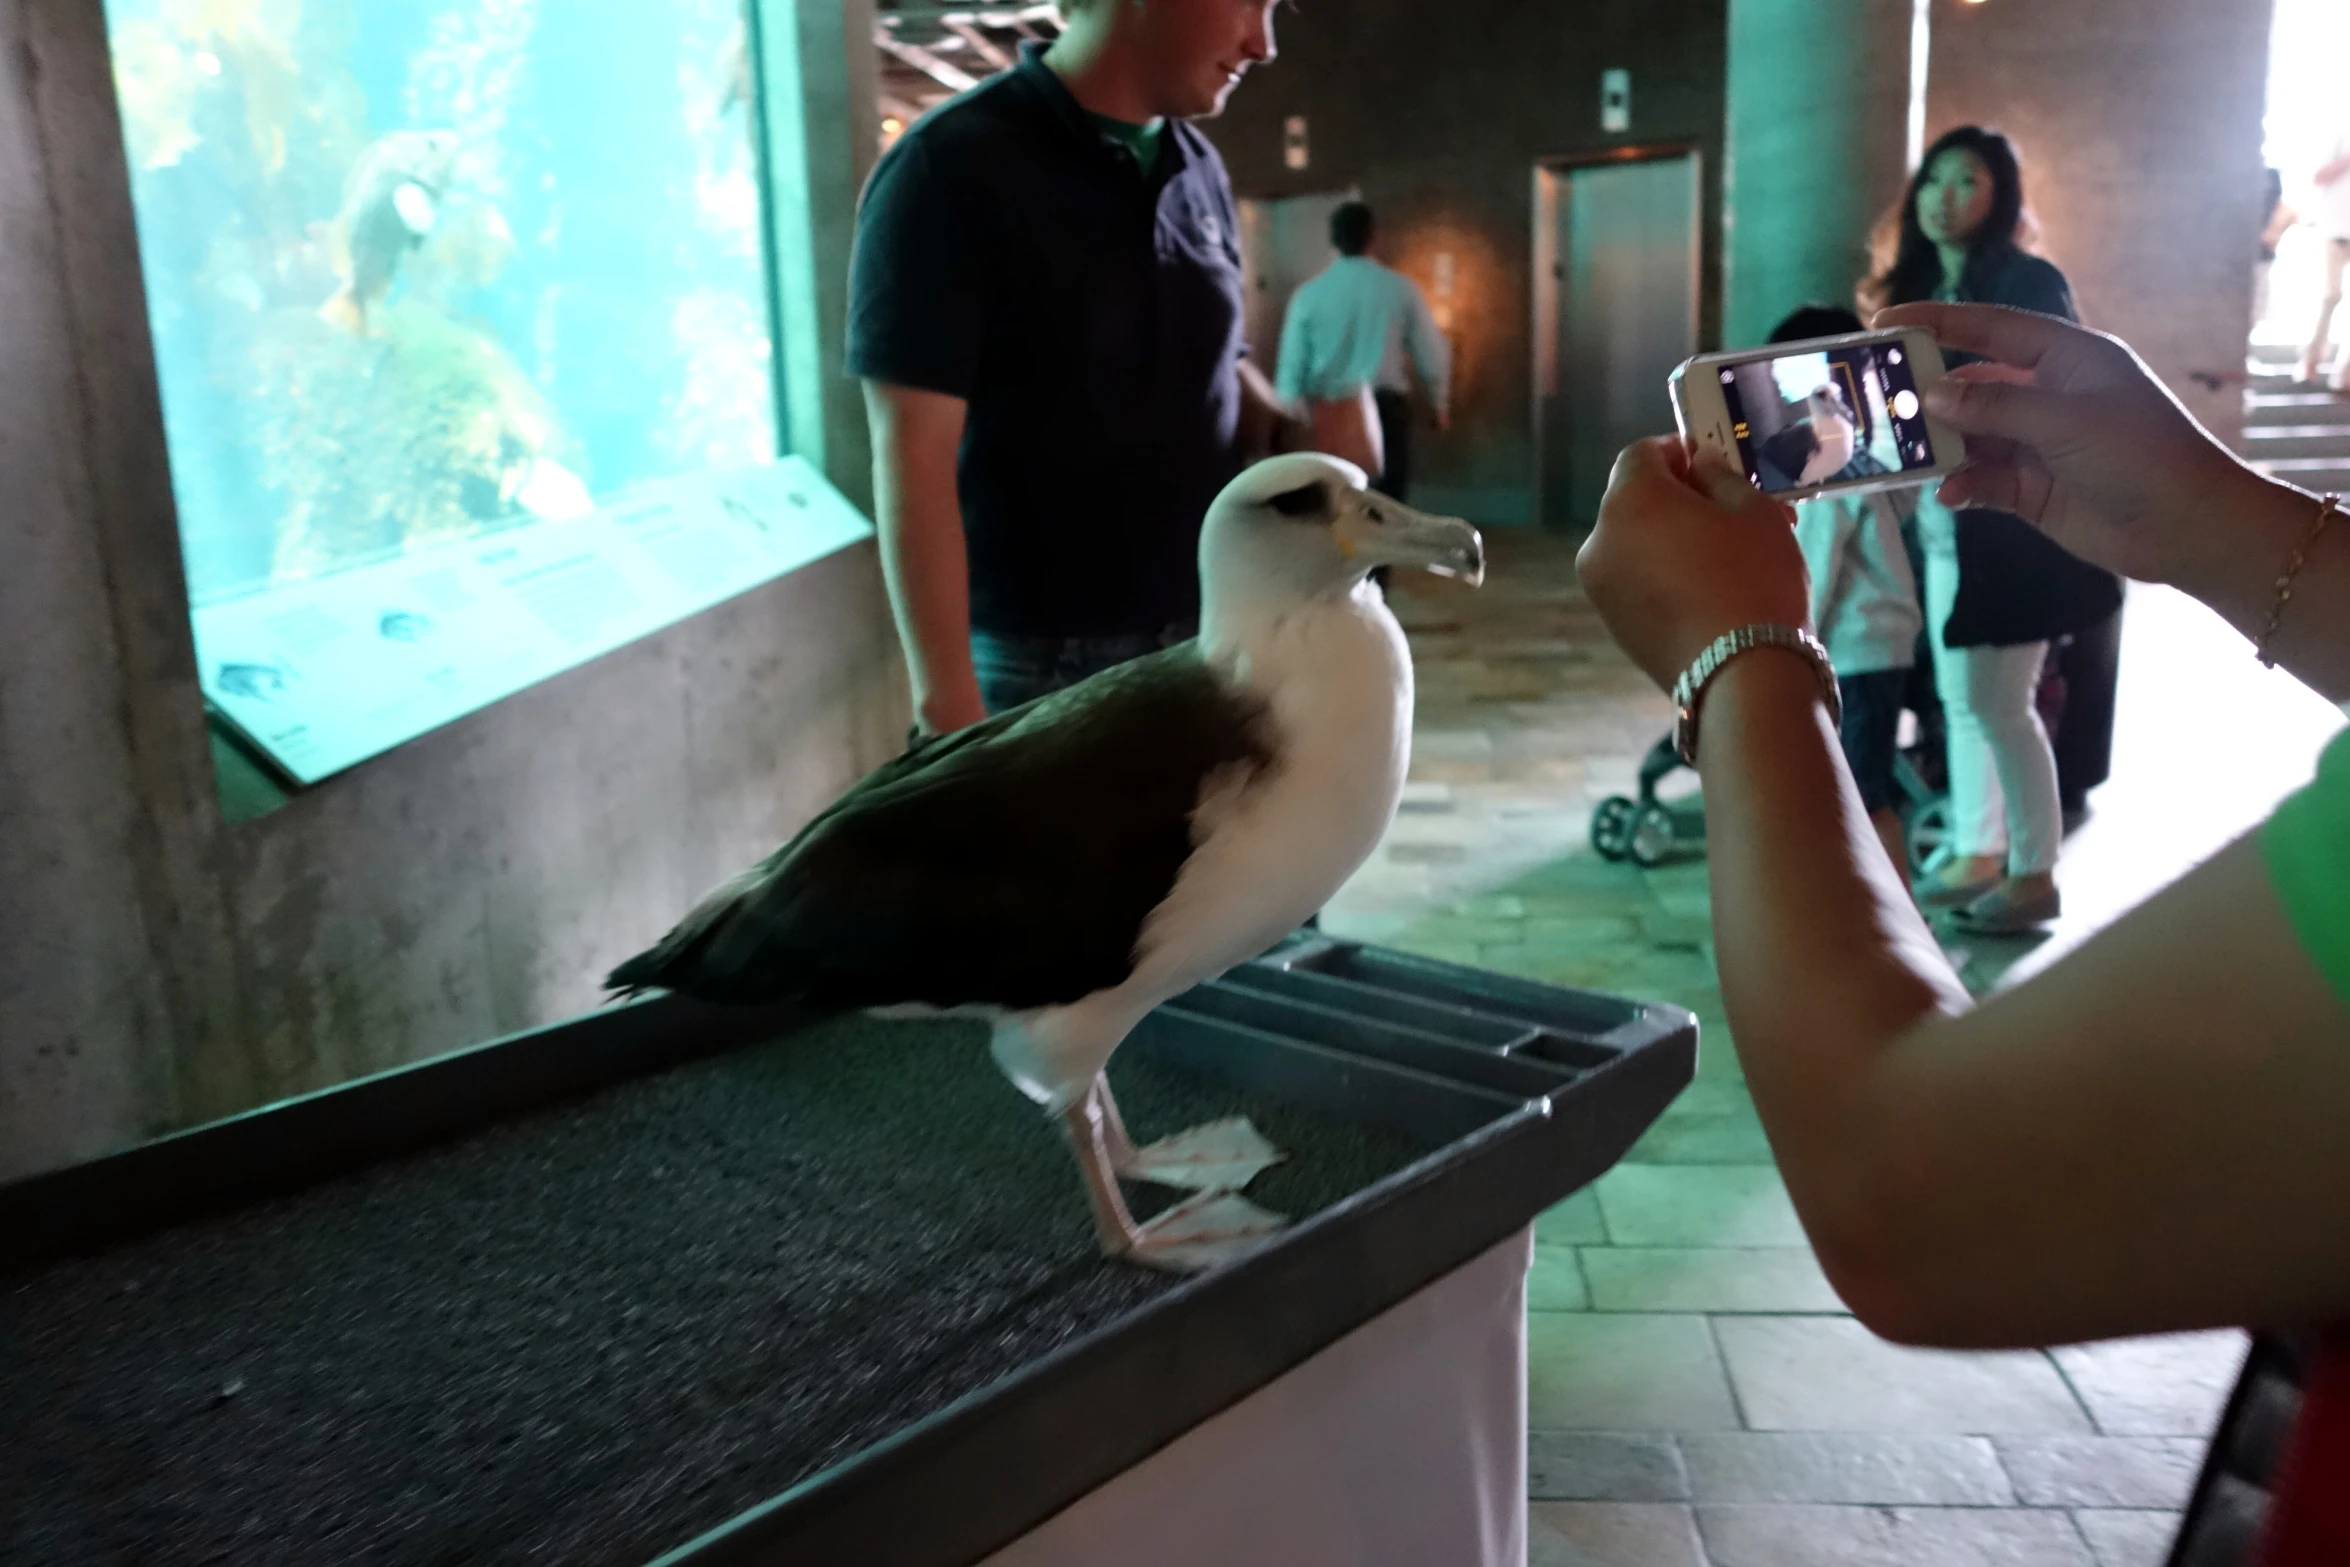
top-left (1716, 340), bottom-right (1939, 494)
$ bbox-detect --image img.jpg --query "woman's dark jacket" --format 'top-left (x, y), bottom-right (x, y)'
top-left (1930, 245), bottom-right (2124, 648)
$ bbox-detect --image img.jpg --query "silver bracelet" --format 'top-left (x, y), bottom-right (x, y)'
top-left (1671, 624), bottom-right (1841, 766)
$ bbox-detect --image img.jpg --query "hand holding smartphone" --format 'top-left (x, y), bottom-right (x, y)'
top-left (1668, 326), bottom-right (1964, 502)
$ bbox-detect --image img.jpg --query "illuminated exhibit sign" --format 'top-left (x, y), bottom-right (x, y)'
top-left (196, 457), bottom-right (869, 785)
top-left (100, 0), bottom-right (825, 792)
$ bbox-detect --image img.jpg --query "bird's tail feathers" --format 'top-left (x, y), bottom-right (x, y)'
top-left (603, 868), bottom-right (818, 1004)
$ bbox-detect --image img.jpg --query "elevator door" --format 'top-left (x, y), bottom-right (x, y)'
top-left (1237, 191), bottom-right (1356, 376)
top-left (1534, 155), bottom-right (1700, 526)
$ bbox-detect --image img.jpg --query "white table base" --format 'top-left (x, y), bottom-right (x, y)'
top-left (984, 1227), bottom-right (1532, 1567)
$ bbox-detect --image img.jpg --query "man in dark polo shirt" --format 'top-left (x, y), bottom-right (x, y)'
top-left (847, 0), bottom-right (1293, 733)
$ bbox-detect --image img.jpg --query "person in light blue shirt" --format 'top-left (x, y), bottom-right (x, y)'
top-left (1275, 201), bottom-right (1451, 500)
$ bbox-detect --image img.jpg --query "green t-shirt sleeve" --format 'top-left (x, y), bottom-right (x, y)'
top-left (2261, 724), bottom-right (2350, 1006)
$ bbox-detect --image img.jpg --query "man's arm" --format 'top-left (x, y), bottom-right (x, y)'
top-left (1236, 358), bottom-right (1300, 462)
top-left (864, 380), bottom-right (987, 735)
top-left (845, 133), bottom-right (994, 733)
top-left (1404, 281), bottom-right (1452, 427)
top-left (1274, 291), bottom-right (1311, 410)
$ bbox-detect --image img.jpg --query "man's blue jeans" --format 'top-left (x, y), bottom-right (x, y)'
top-left (970, 624), bottom-right (1195, 715)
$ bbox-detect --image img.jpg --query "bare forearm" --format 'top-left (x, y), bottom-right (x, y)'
top-left (2177, 476), bottom-right (2350, 701)
top-left (863, 382), bottom-right (984, 731)
top-left (1693, 653), bottom-right (1970, 1266)
top-left (1236, 359), bottom-right (1297, 460)
top-left (1691, 652), bottom-right (2350, 1346)
top-left (876, 482), bottom-right (976, 709)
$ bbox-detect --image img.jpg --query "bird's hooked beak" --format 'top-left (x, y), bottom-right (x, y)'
top-left (1335, 493), bottom-right (1485, 586)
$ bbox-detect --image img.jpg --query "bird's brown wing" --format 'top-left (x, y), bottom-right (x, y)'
top-left (605, 648), bottom-right (1277, 1009)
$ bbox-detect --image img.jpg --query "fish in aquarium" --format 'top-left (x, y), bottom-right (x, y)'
top-left (407, 198), bottom-right (518, 296)
top-left (506, 456), bottom-right (595, 522)
top-left (320, 129), bottom-right (461, 335)
top-left (216, 661), bottom-right (292, 701)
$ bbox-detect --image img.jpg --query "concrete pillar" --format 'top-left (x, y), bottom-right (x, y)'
top-left (1925, 0), bottom-right (2274, 437)
top-left (1724, 0), bottom-right (1918, 346)
top-left (0, 0), bottom-right (235, 1172)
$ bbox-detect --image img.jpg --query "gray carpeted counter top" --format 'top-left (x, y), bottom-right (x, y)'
top-left (2, 1014), bottom-right (1427, 1567)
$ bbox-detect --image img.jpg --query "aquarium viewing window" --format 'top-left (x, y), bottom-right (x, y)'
top-left (104, 0), bottom-right (871, 787)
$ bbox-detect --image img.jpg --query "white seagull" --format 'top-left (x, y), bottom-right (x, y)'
top-left (607, 455), bottom-right (1484, 1270)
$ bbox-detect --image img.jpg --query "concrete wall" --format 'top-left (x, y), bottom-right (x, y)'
top-left (1723, 0), bottom-right (1917, 347)
top-left (1207, 0), bottom-right (1730, 527)
top-left (0, 0), bottom-right (904, 1182)
top-left (1925, 0), bottom-right (2275, 437)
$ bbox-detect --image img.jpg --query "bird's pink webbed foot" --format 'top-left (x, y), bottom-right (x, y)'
top-left (1088, 1077), bottom-right (1286, 1194)
top-left (1061, 1092), bottom-right (1283, 1273)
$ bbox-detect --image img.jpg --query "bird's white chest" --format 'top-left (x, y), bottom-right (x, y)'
top-left (1130, 596), bottom-right (1413, 987)
top-left (1245, 604), bottom-right (1415, 861)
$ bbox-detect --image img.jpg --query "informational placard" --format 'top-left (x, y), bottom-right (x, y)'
top-left (196, 456), bottom-right (872, 785)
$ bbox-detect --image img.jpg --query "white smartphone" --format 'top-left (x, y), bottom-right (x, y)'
top-left (1668, 327), bottom-right (1964, 502)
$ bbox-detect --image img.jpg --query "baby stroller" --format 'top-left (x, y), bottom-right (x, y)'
top-left (1588, 735), bottom-right (1709, 868)
top-left (1589, 729), bottom-right (1952, 872)
top-left (1590, 635), bottom-right (2076, 876)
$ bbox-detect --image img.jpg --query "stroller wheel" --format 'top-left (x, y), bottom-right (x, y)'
top-left (1904, 797), bottom-right (1954, 877)
top-left (1590, 795), bottom-right (1637, 860)
top-left (1629, 802), bottom-right (1678, 868)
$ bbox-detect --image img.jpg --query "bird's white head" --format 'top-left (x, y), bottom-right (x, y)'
top-left (1198, 455), bottom-right (1484, 632)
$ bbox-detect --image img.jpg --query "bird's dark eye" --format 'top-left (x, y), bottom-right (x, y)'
top-left (1366, 505), bottom-right (1386, 524)
top-left (1265, 483), bottom-right (1325, 518)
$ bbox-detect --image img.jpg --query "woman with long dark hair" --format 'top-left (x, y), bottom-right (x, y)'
top-left (1865, 126), bottom-right (2121, 933)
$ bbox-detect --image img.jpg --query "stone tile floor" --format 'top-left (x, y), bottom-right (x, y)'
top-left (1324, 530), bottom-right (2347, 1567)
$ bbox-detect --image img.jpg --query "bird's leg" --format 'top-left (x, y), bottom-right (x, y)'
top-left (1089, 1075), bottom-right (1287, 1194)
top-left (1088, 1074), bottom-right (1143, 1171)
top-left (1059, 1094), bottom-right (1149, 1258)
top-left (1057, 1096), bottom-right (1286, 1273)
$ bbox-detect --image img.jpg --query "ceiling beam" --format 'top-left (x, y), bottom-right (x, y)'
top-left (872, 27), bottom-right (980, 92)
top-left (882, 4), bottom-right (1059, 29)
top-left (940, 17), bottom-right (1015, 71)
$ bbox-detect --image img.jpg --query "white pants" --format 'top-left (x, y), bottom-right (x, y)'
top-left (2307, 237), bottom-right (2350, 383)
top-left (1917, 496), bottom-right (2064, 876)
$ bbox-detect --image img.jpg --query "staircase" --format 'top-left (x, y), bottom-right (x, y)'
top-left (2239, 343), bottom-right (2350, 496)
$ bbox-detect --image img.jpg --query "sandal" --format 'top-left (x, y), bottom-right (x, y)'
top-left (1948, 879), bottom-right (2062, 934)
top-left (1912, 858), bottom-right (2002, 909)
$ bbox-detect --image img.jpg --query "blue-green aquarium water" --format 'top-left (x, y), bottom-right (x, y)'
top-left (105, 0), bottom-right (870, 788)
top-left (109, 0), bottom-right (777, 598)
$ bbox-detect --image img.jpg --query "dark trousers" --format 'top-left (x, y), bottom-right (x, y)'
top-left (2052, 605), bottom-right (2123, 807)
top-left (1837, 668), bottom-right (1910, 815)
top-left (969, 624), bottom-right (1193, 715)
top-left (1373, 389), bottom-right (1412, 500)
